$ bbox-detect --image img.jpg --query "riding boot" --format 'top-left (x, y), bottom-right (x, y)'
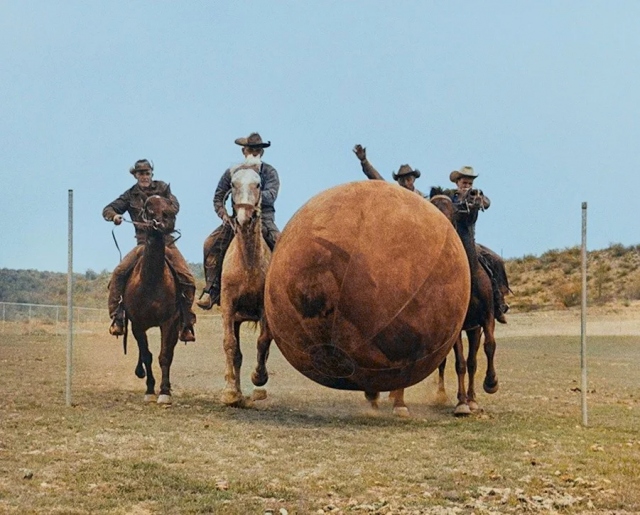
top-left (196, 258), bottom-right (222, 309)
top-left (109, 302), bottom-right (126, 336)
top-left (493, 280), bottom-right (509, 324)
top-left (179, 284), bottom-right (197, 342)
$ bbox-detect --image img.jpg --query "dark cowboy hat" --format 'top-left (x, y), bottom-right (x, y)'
top-left (449, 165), bottom-right (478, 183)
top-left (234, 132), bottom-right (271, 149)
top-left (392, 164), bottom-right (421, 181)
top-left (129, 159), bottom-right (154, 175)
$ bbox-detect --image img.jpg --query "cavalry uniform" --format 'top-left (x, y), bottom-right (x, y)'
top-left (103, 160), bottom-right (197, 341)
top-left (198, 133), bottom-right (281, 309)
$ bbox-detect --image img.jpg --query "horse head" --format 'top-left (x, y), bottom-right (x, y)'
top-left (142, 195), bottom-right (177, 234)
top-left (453, 188), bottom-right (486, 226)
top-left (429, 194), bottom-right (456, 227)
top-left (230, 165), bottom-right (262, 228)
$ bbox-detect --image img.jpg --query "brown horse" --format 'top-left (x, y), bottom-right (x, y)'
top-left (123, 195), bottom-right (182, 404)
top-left (386, 191), bottom-right (500, 416)
top-left (219, 164), bottom-right (273, 407)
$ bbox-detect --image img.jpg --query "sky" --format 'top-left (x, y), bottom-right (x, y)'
top-left (1, 1), bottom-right (639, 274)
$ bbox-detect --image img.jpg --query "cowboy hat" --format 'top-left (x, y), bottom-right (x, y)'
top-left (129, 159), bottom-right (154, 175)
top-left (392, 164), bottom-right (421, 181)
top-left (234, 132), bottom-right (271, 148)
top-left (449, 166), bottom-right (478, 183)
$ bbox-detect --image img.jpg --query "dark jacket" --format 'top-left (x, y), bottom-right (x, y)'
top-left (103, 181), bottom-right (179, 244)
top-left (213, 162), bottom-right (279, 221)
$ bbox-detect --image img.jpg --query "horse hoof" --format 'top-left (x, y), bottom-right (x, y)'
top-left (484, 379), bottom-right (499, 394)
top-left (434, 391), bottom-right (450, 406)
top-left (143, 394), bottom-right (156, 403)
top-left (468, 400), bottom-right (480, 412)
top-left (251, 371), bottom-right (269, 387)
top-left (454, 403), bottom-right (472, 417)
top-left (393, 406), bottom-right (411, 418)
top-left (157, 394), bottom-right (172, 405)
top-left (251, 388), bottom-right (267, 401)
top-left (221, 389), bottom-right (244, 407)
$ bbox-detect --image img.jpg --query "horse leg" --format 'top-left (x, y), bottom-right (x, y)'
top-left (390, 389), bottom-right (410, 418)
top-left (251, 318), bottom-right (272, 401)
top-left (466, 327), bottom-right (483, 412)
top-left (453, 333), bottom-right (471, 416)
top-left (483, 318), bottom-right (499, 394)
top-left (132, 325), bottom-right (155, 402)
top-left (221, 320), bottom-right (244, 406)
top-left (157, 319), bottom-right (179, 405)
top-left (434, 357), bottom-right (449, 404)
top-left (364, 391), bottom-right (380, 410)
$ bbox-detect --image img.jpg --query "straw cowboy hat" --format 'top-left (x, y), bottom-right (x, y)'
top-left (392, 164), bottom-right (421, 181)
top-left (449, 166), bottom-right (478, 183)
top-left (129, 159), bottom-right (154, 175)
top-left (234, 132), bottom-right (271, 149)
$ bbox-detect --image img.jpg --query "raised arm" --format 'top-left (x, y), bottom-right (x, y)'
top-left (353, 144), bottom-right (385, 181)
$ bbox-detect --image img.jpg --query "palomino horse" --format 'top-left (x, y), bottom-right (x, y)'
top-left (123, 195), bottom-right (183, 404)
top-left (219, 164), bottom-right (273, 407)
top-left (385, 191), bottom-right (499, 416)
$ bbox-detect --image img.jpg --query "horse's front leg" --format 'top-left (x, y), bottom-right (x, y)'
top-left (434, 357), bottom-right (449, 404)
top-left (221, 319), bottom-right (244, 406)
top-left (250, 318), bottom-right (272, 401)
top-left (482, 318), bottom-right (499, 394)
top-left (364, 391), bottom-right (380, 410)
top-left (389, 389), bottom-right (410, 418)
top-left (157, 319), bottom-right (179, 405)
top-left (453, 333), bottom-right (471, 416)
top-left (465, 327), bottom-right (483, 411)
top-left (132, 325), bottom-right (155, 402)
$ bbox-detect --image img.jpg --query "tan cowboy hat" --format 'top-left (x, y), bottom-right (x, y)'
top-left (129, 159), bottom-right (154, 175)
top-left (449, 166), bottom-right (478, 183)
top-left (234, 132), bottom-right (271, 148)
top-left (392, 164), bottom-right (421, 181)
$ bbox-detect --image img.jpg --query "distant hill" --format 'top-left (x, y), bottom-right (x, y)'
top-left (1, 244), bottom-right (639, 311)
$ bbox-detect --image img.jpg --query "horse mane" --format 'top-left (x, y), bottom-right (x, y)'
top-left (429, 186), bottom-right (446, 198)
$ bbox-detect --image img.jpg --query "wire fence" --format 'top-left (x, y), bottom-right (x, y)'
top-left (0, 301), bottom-right (220, 336)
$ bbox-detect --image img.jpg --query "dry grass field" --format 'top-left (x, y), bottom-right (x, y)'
top-left (1, 305), bottom-right (639, 514)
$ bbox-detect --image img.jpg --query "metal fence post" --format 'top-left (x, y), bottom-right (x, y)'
top-left (581, 201), bottom-right (588, 426)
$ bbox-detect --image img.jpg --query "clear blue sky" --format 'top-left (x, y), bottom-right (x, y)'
top-left (1, 1), bottom-right (638, 273)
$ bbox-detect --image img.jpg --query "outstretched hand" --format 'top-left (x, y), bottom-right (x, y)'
top-left (353, 144), bottom-right (367, 162)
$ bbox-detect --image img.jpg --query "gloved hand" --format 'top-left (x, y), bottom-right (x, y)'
top-left (353, 144), bottom-right (367, 162)
top-left (113, 214), bottom-right (123, 225)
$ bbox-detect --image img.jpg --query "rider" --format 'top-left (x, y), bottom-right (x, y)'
top-left (442, 166), bottom-right (510, 323)
top-left (197, 133), bottom-right (281, 309)
top-left (103, 159), bottom-right (197, 342)
top-left (353, 144), bottom-right (426, 198)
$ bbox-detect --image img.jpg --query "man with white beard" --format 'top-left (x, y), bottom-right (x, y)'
top-left (197, 132), bottom-right (281, 309)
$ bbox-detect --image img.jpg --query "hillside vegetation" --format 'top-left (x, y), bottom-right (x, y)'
top-left (1, 243), bottom-right (639, 311)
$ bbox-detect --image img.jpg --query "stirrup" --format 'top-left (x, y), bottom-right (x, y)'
top-left (196, 291), bottom-right (214, 310)
top-left (179, 326), bottom-right (196, 342)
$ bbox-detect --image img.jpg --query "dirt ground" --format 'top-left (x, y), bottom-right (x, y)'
top-left (497, 301), bottom-right (640, 337)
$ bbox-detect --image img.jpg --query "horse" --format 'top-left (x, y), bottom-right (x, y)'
top-left (383, 190), bottom-right (500, 416)
top-left (219, 164), bottom-right (273, 407)
top-left (122, 195), bottom-right (183, 405)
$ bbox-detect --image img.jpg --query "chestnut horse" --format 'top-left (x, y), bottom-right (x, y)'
top-left (385, 191), bottom-right (499, 416)
top-left (123, 195), bottom-right (183, 404)
top-left (219, 164), bottom-right (273, 407)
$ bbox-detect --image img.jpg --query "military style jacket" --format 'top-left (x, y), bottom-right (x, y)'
top-left (102, 181), bottom-right (179, 244)
top-left (213, 162), bottom-right (279, 221)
